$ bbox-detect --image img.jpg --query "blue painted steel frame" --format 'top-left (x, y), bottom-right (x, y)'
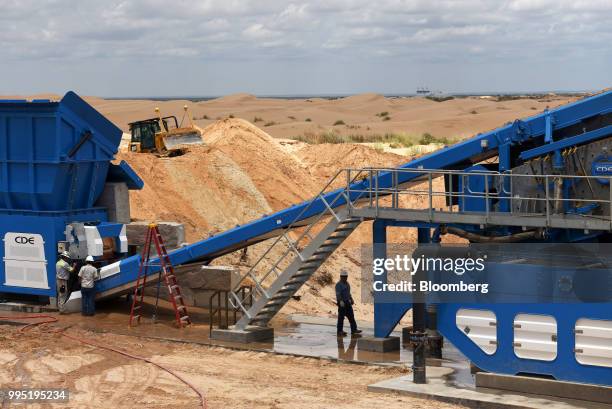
top-left (370, 220), bottom-right (612, 386)
top-left (437, 303), bottom-right (612, 386)
top-left (97, 91), bottom-right (612, 294)
top-left (0, 208), bottom-right (107, 297)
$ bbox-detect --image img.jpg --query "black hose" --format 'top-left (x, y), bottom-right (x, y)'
top-left (442, 226), bottom-right (543, 243)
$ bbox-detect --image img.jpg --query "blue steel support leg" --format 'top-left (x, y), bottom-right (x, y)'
top-left (373, 220), bottom-right (414, 338)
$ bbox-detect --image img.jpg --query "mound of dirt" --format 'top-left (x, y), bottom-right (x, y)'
top-left (297, 143), bottom-right (408, 182)
top-left (118, 119), bottom-right (320, 241)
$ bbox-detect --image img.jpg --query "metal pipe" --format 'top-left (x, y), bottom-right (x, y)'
top-left (442, 226), bottom-right (544, 243)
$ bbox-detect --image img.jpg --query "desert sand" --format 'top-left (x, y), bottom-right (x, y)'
top-left (85, 93), bottom-right (578, 141)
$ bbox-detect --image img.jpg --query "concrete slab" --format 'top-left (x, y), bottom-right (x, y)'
top-left (94, 182), bottom-right (130, 224)
top-left (368, 366), bottom-right (612, 409)
top-left (211, 326), bottom-right (274, 343)
top-left (144, 264), bottom-right (238, 307)
top-left (127, 221), bottom-right (185, 249)
top-left (63, 291), bottom-right (82, 313)
top-left (0, 302), bottom-right (56, 313)
top-left (476, 372), bottom-right (612, 405)
top-left (358, 336), bottom-right (400, 353)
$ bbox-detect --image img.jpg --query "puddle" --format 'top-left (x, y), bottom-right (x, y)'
top-left (1, 298), bottom-right (476, 389)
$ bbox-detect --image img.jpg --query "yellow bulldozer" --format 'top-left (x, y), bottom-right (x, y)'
top-left (128, 105), bottom-right (203, 156)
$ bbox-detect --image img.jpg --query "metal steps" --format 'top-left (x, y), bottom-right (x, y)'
top-left (230, 207), bottom-right (361, 330)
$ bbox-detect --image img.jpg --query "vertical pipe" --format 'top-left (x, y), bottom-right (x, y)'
top-left (448, 171), bottom-right (453, 212)
top-left (225, 290), bottom-right (229, 329)
top-left (428, 173), bottom-right (433, 221)
top-left (484, 174), bottom-right (490, 221)
top-left (372, 219), bottom-right (387, 338)
top-left (369, 169), bottom-right (373, 208)
top-left (375, 170), bottom-right (379, 217)
top-left (609, 176), bottom-right (612, 230)
top-left (346, 169), bottom-right (351, 212)
top-left (545, 175), bottom-right (550, 227)
top-left (412, 227), bottom-right (430, 384)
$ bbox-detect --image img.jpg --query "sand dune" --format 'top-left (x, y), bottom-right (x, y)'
top-left (83, 93), bottom-right (579, 143)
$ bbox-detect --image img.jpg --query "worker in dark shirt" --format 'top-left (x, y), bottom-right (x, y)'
top-left (335, 270), bottom-right (362, 337)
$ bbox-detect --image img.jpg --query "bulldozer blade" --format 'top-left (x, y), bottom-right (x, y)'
top-left (162, 131), bottom-right (203, 150)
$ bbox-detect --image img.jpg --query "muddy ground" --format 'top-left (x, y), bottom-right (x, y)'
top-left (0, 322), bottom-right (464, 409)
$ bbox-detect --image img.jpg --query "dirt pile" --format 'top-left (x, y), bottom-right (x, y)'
top-left (118, 118), bottom-right (422, 320)
top-left (117, 118), bottom-right (319, 241)
top-left (297, 143), bottom-right (408, 182)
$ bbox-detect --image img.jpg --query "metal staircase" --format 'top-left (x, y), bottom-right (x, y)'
top-left (228, 171), bottom-right (364, 330)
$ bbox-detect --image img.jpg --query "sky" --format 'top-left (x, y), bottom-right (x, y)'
top-left (0, 0), bottom-right (611, 97)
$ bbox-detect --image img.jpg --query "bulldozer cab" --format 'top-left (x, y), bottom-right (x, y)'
top-left (128, 116), bottom-right (178, 152)
top-left (128, 106), bottom-right (203, 155)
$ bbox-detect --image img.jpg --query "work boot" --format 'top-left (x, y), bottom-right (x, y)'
top-left (337, 331), bottom-right (347, 337)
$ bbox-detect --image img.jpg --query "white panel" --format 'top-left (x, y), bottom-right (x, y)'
top-left (3, 232), bottom-right (48, 289)
top-left (3, 233), bottom-right (45, 262)
top-left (84, 226), bottom-right (103, 256)
top-left (456, 308), bottom-right (497, 355)
top-left (4, 259), bottom-right (49, 289)
top-left (118, 225), bottom-right (128, 253)
top-left (575, 318), bottom-right (612, 368)
top-left (100, 261), bottom-right (121, 279)
top-left (514, 313), bottom-right (557, 361)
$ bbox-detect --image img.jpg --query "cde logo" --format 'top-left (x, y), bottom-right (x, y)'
top-left (595, 163), bottom-right (612, 173)
top-left (592, 156), bottom-right (612, 184)
top-left (14, 236), bottom-right (35, 245)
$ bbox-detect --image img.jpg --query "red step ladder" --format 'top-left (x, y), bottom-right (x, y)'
top-left (129, 223), bottom-right (191, 328)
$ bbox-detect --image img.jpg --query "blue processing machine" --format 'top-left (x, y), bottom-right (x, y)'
top-left (1, 91), bottom-right (611, 387)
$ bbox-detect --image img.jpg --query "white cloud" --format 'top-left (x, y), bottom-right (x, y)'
top-left (0, 0), bottom-right (609, 94)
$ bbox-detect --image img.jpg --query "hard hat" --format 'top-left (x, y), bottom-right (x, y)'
top-left (340, 270), bottom-right (348, 277)
top-left (85, 255), bottom-right (94, 262)
top-left (61, 251), bottom-right (70, 258)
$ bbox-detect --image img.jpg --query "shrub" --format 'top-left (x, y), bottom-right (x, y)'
top-left (253, 117), bottom-right (263, 122)
top-left (288, 116), bottom-right (296, 120)
top-left (290, 131), bottom-right (419, 147)
top-left (373, 143), bottom-right (385, 152)
top-left (419, 133), bottom-right (450, 145)
top-left (426, 95), bottom-right (454, 102)
top-left (333, 120), bottom-right (346, 126)
top-left (376, 111), bottom-right (389, 117)
top-left (228, 114), bottom-right (235, 118)
top-left (313, 270), bottom-right (333, 287)
top-left (470, 110), bottom-right (478, 114)
top-left (264, 121), bottom-right (277, 127)
top-left (305, 118), bottom-right (312, 122)
top-left (383, 116), bottom-right (391, 121)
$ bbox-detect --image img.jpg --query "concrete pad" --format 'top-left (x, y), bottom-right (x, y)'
top-left (0, 302), bottom-right (56, 313)
top-left (211, 326), bottom-right (274, 343)
top-left (63, 291), bottom-right (83, 313)
top-left (358, 336), bottom-right (400, 353)
top-left (368, 366), bottom-right (612, 409)
top-left (144, 264), bottom-right (238, 307)
top-left (476, 372), bottom-right (612, 405)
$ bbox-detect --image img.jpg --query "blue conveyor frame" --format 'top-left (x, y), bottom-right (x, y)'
top-left (97, 90), bottom-right (612, 296)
